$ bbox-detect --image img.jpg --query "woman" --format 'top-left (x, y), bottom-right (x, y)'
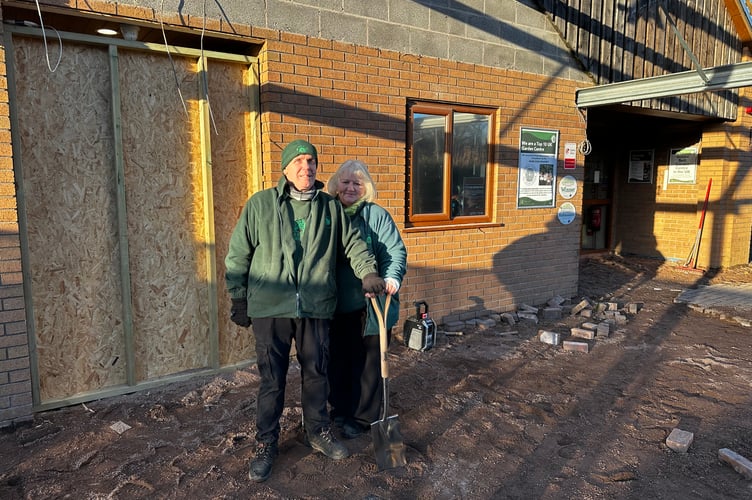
top-left (326, 159), bottom-right (407, 439)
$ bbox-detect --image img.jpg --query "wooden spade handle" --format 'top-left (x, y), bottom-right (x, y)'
top-left (369, 294), bottom-right (391, 379)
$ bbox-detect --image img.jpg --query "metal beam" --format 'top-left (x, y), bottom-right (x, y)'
top-left (576, 61), bottom-right (752, 108)
top-left (658, 2), bottom-right (708, 83)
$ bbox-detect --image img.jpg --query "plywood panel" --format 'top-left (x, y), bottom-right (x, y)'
top-left (14, 37), bottom-right (126, 401)
top-left (118, 50), bottom-right (210, 380)
top-left (207, 60), bottom-right (256, 365)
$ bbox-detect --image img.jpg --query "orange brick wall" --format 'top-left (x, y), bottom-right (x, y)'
top-left (259, 37), bottom-right (587, 324)
top-left (612, 113), bottom-right (751, 269)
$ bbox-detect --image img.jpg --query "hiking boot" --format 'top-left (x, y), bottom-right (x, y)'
top-left (307, 427), bottom-right (350, 459)
top-left (342, 419), bottom-right (366, 439)
top-left (248, 441), bottom-right (278, 482)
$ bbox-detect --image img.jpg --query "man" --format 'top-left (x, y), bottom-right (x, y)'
top-left (225, 139), bottom-right (385, 483)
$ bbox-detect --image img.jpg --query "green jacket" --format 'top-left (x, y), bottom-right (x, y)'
top-left (335, 202), bottom-right (407, 335)
top-left (225, 177), bottom-right (378, 319)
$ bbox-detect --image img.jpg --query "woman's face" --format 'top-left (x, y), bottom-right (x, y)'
top-left (337, 173), bottom-right (365, 207)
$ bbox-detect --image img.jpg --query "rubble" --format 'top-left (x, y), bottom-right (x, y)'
top-left (437, 290), bottom-right (642, 354)
top-left (110, 421), bottom-right (131, 435)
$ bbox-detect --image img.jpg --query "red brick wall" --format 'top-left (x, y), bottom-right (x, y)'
top-left (611, 112), bottom-right (751, 270)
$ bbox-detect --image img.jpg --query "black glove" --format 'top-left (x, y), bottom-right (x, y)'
top-left (230, 298), bottom-right (251, 327)
top-left (362, 273), bottom-right (386, 295)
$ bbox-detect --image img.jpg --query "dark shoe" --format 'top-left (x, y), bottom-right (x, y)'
top-left (307, 427), bottom-right (350, 459)
top-left (249, 441), bottom-right (278, 482)
top-left (342, 419), bottom-right (366, 439)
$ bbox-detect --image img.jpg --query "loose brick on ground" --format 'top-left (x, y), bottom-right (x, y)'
top-left (719, 448), bottom-right (752, 479)
top-left (563, 340), bottom-right (590, 352)
top-left (597, 322), bottom-right (611, 337)
top-left (538, 330), bottom-right (560, 345)
top-left (570, 299), bottom-right (591, 316)
top-left (542, 307), bottom-right (562, 320)
top-left (570, 327), bottom-right (595, 339)
top-left (666, 428), bottom-right (693, 453)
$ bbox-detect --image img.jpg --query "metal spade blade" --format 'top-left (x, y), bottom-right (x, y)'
top-left (369, 295), bottom-right (407, 470)
top-left (371, 411), bottom-right (407, 470)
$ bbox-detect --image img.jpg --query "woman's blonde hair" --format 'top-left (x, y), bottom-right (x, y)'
top-left (327, 159), bottom-right (377, 203)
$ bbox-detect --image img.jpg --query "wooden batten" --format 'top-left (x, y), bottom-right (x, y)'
top-left (206, 60), bottom-right (257, 365)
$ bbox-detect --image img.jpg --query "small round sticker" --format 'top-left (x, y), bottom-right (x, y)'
top-left (558, 202), bottom-right (576, 225)
top-left (558, 175), bottom-right (577, 199)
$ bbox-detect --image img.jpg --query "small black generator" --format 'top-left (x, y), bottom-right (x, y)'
top-left (403, 301), bottom-right (436, 352)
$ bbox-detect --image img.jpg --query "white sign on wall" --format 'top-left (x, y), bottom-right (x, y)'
top-left (667, 147), bottom-right (698, 184)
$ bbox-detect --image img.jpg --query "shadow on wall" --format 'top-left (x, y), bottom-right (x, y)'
top-left (408, 217), bottom-right (585, 327)
top-left (491, 216), bottom-right (580, 316)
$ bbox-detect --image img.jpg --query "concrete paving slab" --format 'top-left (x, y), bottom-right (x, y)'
top-left (674, 283), bottom-right (752, 327)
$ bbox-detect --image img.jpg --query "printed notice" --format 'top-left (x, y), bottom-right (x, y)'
top-left (517, 128), bottom-right (559, 208)
top-left (667, 147), bottom-right (698, 184)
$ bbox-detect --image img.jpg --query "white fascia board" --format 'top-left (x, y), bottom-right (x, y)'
top-left (576, 61), bottom-right (752, 108)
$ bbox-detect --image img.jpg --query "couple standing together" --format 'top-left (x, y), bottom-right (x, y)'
top-left (224, 139), bottom-right (407, 482)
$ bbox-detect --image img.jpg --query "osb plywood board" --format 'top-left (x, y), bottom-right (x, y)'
top-left (118, 49), bottom-right (210, 381)
top-left (207, 60), bottom-right (256, 364)
top-left (14, 38), bottom-right (127, 401)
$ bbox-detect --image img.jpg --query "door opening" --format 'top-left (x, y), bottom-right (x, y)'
top-left (581, 152), bottom-right (612, 252)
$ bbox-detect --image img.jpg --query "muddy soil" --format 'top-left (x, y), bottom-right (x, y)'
top-left (2, 255), bottom-right (752, 499)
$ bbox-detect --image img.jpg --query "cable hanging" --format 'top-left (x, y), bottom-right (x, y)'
top-left (33, 0), bottom-right (62, 73)
top-left (576, 108), bottom-right (592, 156)
top-left (201, 0), bottom-right (219, 135)
top-left (160, 0), bottom-right (189, 116)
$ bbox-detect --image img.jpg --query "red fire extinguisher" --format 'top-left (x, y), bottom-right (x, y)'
top-left (588, 207), bottom-right (602, 234)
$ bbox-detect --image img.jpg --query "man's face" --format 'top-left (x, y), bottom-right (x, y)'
top-left (283, 154), bottom-right (317, 191)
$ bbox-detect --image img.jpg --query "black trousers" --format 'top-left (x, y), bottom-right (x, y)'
top-left (252, 317), bottom-right (331, 443)
top-left (328, 308), bottom-right (391, 428)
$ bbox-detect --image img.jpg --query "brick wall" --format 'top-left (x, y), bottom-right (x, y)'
top-left (259, 37), bottom-right (586, 324)
top-left (612, 112), bottom-right (751, 270)
top-left (0, 7), bottom-right (33, 428)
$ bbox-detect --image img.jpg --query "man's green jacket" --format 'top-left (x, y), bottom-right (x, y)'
top-left (225, 177), bottom-right (378, 319)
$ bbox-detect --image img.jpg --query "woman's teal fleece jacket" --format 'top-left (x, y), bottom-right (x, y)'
top-left (335, 201), bottom-right (407, 335)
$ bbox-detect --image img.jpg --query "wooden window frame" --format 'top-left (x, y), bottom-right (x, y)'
top-left (407, 101), bottom-right (495, 228)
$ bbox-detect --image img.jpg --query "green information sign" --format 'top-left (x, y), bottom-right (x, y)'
top-left (517, 128), bottom-right (559, 208)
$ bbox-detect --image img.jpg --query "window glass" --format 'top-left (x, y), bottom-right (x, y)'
top-left (451, 112), bottom-right (489, 217)
top-left (412, 113), bottom-right (446, 215)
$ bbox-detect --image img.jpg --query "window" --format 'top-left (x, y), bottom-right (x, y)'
top-left (408, 102), bottom-right (495, 227)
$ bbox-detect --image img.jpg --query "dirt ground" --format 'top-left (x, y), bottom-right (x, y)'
top-left (2, 255), bottom-right (752, 499)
